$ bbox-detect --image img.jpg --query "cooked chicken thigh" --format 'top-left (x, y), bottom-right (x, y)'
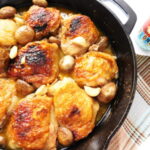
top-left (0, 79), bottom-right (18, 128)
top-left (6, 94), bottom-right (57, 150)
top-left (60, 14), bottom-right (100, 56)
top-left (8, 41), bottom-right (59, 86)
top-left (72, 51), bottom-right (118, 87)
top-left (24, 5), bottom-right (61, 39)
top-left (49, 78), bottom-right (99, 141)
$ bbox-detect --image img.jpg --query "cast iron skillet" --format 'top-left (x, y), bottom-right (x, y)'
top-left (0, 0), bottom-right (137, 150)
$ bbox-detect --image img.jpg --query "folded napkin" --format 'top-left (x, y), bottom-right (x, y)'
top-left (108, 56), bottom-right (150, 150)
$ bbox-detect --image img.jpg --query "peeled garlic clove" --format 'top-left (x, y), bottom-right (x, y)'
top-left (84, 86), bottom-right (101, 97)
top-left (21, 56), bottom-right (26, 64)
top-left (72, 36), bottom-right (87, 48)
top-left (35, 85), bottom-right (47, 95)
top-left (9, 46), bottom-right (18, 59)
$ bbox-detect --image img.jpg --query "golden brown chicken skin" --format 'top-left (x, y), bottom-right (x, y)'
top-left (72, 51), bottom-right (118, 87)
top-left (60, 14), bottom-right (100, 56)
top-left (6, 95), bottom-right (55, 150)
top-left (49, 78), bottom-right (99, 141)
top-left (0, 79), bottom-right (17, 128)
top-left (24, 5), bottom-right (61, 39)
top-left (8, 41), bottom-right (59, 86)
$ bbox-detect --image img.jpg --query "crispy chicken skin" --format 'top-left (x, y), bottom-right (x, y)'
top-left (49, 78), bottom-right (99, 141)
top-left (0, 79), bottom-right (17, 128)
top-left (72, 51), bottom-right (118, 87)
top-left (24, 5), bottom-right (61, 39)
top-left (8, 41), bottom-right (59, 86)
top-left (6, 95), bottom-right (57, 150)
top-left (60, 14), bottom-right (100, 56)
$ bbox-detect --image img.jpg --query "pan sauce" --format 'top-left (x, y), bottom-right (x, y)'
top-left (0, 1), bottom-right (116, 149)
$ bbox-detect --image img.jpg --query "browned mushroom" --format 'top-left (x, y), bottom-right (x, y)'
top-left (32, 0), bottom-right (48, 7)
top-left (16, 79), bottom-right (35, 96)
top-left (89, 36), bottom-right (108, 51)
top-left (0, 6), bottom-right (16, 19)
top-left (15, 25), bottom-right (35, 45)
top-left (58, 127), bottom-right (74, 146)
top-left (97, 82), bottom-right (117, 103)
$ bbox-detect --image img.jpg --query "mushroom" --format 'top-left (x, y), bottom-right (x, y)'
top-left (15, 25), bottom-right (35, 45)
top-left (16, 79), bottom-right (35, 96)
top-left (58, 127), bottom-right (74, 146)
top-left (97, 77), bottom-right (108, 87)
top-left (59, 55), bottom-right (75, 72)
top-left (97, 82), bottom-right (117, 103)
top-left (32, 0), bottom-right (48, 7)
top-left (89, 36), bottom-right (108, 51)
top-left (0, 6), bottom-right (16, 19)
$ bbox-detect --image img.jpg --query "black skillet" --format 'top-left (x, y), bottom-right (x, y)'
top-left (0, 0), bottom-right (137, 150)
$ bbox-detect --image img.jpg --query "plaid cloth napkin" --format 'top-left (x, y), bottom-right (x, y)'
top-left (108, 55), bottom-right (150, 150)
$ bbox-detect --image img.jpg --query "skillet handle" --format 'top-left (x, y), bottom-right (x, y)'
top-left (113, 0), bottom-right (137, 34)
top-left (100, 0), bottom-right (137, 34)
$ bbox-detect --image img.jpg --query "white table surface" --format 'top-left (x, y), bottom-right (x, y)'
top-left (101, 0), bottom-right (150, 56)
top-left (126, 0), bottom-right (150, 56)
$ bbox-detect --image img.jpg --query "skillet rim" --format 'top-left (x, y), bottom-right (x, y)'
top-left (0, 0), bottom-right (137, 149)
